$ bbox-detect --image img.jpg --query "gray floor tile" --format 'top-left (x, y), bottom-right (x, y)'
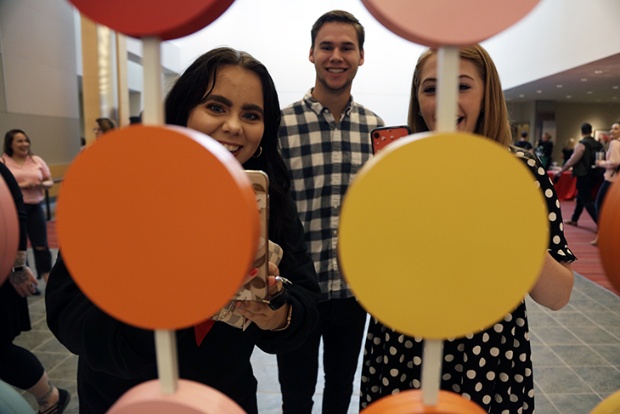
top-left (545, 393), bottom-right (603, 414)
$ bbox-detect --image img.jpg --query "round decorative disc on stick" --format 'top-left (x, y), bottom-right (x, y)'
top-left (0, 178), bottom-right (19, 286)
top-left (338, 132), bottom-right (548, 339)
top-left (68, 0), bottom-right (235, 40)
top-left (361, 389), bottom-right (486, 414)
top-left (361, 0), bottom-right (540, 47)
top-left (108, 379), bottom-right (245, 414)
top-left (57, 125), bottom-right (259, 330)
top-left (598, 180), bottom-right (620, 293)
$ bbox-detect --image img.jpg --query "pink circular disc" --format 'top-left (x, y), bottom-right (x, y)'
top-left (68, 0), bottom-right (235, 40)
top-left (0, 178), bottom-right (19, 286)
top-left (362, 0), bottom-right (540, 47)
top-left (108, 379), bottom-right (245, 414)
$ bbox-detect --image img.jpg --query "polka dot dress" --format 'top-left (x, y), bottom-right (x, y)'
top-left (360, 147), bottom-right (576, 413)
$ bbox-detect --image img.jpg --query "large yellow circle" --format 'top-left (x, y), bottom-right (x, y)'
top-left (338, 132), bottom-right (548, 339)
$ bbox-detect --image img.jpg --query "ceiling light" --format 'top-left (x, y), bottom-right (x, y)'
top-left (594, 70), bottom-right (603, 74)
top-left (519, 94), bottom-right (524, 98)
top-left (556, 84), bottom-right (563, 88)
top-left (581, 78), bottom-right (588, 82)
top-left (587, 91), bottom-right (593, 94)
top-left (566, 95), bottom-right (572, 99)
top-left (536, 90), bottom-right (542, 94)
top-left (613, 86), bottom-right (619, 89)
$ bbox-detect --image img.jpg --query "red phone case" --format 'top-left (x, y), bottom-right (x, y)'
top-left (371, 126), bottom-right (412, 153)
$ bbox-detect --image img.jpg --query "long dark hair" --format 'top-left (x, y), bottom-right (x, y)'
top-left (3, 129), bottom-right (32, 157)
top-left (165, 47), bottom-right (291, 241)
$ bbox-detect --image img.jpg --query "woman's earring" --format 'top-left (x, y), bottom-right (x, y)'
top-left (253, 146), bottom-right (263, 158)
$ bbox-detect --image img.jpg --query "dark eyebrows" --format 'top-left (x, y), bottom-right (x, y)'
top-left (420, 74), bottom-right (475, 85)
top-left (318, 40), bottom-right (356, 48)
top-left (205, 94), bottom-right (263, 115)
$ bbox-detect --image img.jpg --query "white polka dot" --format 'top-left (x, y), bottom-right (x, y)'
top-left (413, 356), bottom-right (422, 366)
top-left (382, 377), bottom-right (390, 386)
top-left (487, 371), bottom-right (496, 381)
top-left (473, 345), bottom-right (481, 355)
top-left (494, 324), bottom-right (503, 333)
top-left (515, 374), bottom-right (524, 383)
top-left (545, 188), bottom-right (554, 198)
top-left (445, 354), bottom-right (454, 362)
top-left (442, 373), bottom-right (452, 381)
top-left (549, 212), bottom-right (557, 221)
top-left (505, 350), bottom-right (514, 359)
top-left (452, 384), bottom-right (461, 393)
top-left (466, 370), bottom-right (476, 379)
top-left (479, 357), bottom-right (486, 368)
top-left (482, 394), bottom-right (491, 404)
top-left (490, 347), bottom-right (500, 357)
top-left (500, 372), bottom-right (509, 382)
top-left (389, 368), bottom-right (399, 377)
top-left (412, 379), bottom-right (421, 388)
top-left (389, 346), bottom-right (397, 356)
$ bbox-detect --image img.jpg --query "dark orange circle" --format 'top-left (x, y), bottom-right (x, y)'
top-left (362, 0), bottom-right (539, 47)
top-left (361, 389), bottom-right (486, 414)
top-left (68, 0), bottom-right (234, 40)
top-left (0, 178), bottom-right (19, 286)
top-left (57, 125), bottom-right (259, 330)
top-left (598, 180), bottom-right (620, 293)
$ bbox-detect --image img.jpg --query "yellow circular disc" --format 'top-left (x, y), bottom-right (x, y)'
top-left (338, 132), bottom-right (548, 339)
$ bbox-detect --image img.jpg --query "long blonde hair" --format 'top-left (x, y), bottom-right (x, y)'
top-left (407, 44), bottom-right (512, 147)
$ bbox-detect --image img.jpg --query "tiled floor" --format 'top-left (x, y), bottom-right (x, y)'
top-left (12, 248), bottom-right (620, 413)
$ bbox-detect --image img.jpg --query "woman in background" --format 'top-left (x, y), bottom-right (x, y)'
top-left (2, 129), bottom-right (53, 283)
top-left (360, 44), bottom-right (575, 413)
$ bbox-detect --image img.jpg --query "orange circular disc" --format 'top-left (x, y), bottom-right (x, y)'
top-left (108, 379), bottom-right (245, 414)
top-left (0, 177), bottom-right (19, 286)
top-left (68, 0), bottom-right (235, 40)
top-left (361, 0), bottom-right (540, 47)
top-left (56, 125), bottom-right (259, 330)
top-left (361, 389), bottom-right (486, 414)
top-left (598, 180), bottom-right (620, 293)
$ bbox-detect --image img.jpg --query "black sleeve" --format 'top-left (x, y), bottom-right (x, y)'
top-left (0, 162), bottom-right (27, 251)
top-left (248, 196), bottom-right (320, 353)
top-left (46, 253), bottom-right (159, 379)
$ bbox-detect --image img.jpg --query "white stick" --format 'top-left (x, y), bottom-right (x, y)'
top-left (155, 329), bottom-right (179, 394)
top-left (142, 36), bottom-right (164, 126)
top-left (436, 46), bottom-right (459, 133)
top-left (421, 339), bottom-right (444, 406)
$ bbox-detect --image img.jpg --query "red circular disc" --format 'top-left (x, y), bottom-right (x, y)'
top-left (361, 389), bottom-right (486, 414)
top-left (361, 0), bottom-right (540, 47)
top-left (598, 180), bottom-right (620, 293)
top-left (0, 178), bottom-right (19, 286)
top-left (68, 0), bottom-right (235, 40)
top-left (57, 125), bottom-right (259, 330)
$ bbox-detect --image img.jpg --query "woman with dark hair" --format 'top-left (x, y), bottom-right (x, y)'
top-left (2, 129), bottom-right (53, 284)
top-left (46, 47), bottom-right (320, 414)
top-left (360, 44), bottom-right (575, 413)
top-left (93, 118), bottom-right (116, 138)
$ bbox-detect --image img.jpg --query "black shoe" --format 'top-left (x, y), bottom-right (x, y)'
top-left (565, 220), bottom-right (578, 226)
top-left (38, 388), bottom-right (71, 414)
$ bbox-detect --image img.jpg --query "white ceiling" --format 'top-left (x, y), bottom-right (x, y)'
top-left (503, 53), bottom-right (620, 105)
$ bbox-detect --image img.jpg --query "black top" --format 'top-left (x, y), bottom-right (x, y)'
top-left (0, 162), bottom-right (31, 342)
top-left (45, 196), bottom-right (320, 414)
top-left (572, 136), bottom-right (604, 178)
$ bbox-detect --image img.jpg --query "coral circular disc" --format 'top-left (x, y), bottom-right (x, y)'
top-left (108, 379), bottom-right (245, 414)
top-left (598, 180), bottom-right (620, 294)
top-left (57, 125), bottom-right (259, 330)
top-left (361, 389), bottom-right (486, 413)
top-left (362, 0), bottom-right (540, 47)
top-left (68, 0), bottom-right (235, 40)
top-left (338, 132), bottom-right (548, 339)
top-left (0, 178), bottom-right (19, 286)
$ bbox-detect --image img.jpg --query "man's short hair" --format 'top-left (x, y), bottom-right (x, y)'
top-left (581, 123), bottom-right (593, 135)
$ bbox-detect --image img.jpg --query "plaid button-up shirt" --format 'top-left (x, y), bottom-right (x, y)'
top-left (279, 90), bottom-right (384, 301)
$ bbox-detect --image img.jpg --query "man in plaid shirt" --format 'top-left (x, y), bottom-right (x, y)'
top-left (277, 10), bottom-right (384, 414)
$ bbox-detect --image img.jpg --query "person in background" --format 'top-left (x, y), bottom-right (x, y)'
top-left (0, 162), bottom-right (71, 414)
top-left (94, 117), bottom-right (116, 139)
top-left (591, 120), bottom-right (620, 246)
top-left (535, 132), bottom-right (554, 170)
top-left (2, 130), bottom-right (53, 284)
top-left (514, 130), bottom-right (533, 151)
top-left (556, 122), bottom-right (604, 227)
top-left (277, 9), bottom-right (384, 414)
top-left (562, 137), bottom-right (576, 165)
top-left (46, 47), bottom-right (320, 414)
top-left (360, 44), bottom-right (574, 413)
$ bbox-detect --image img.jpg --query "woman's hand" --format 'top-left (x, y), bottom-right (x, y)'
top-left (9, 266), bottom-right (38, 297)
top-left (234, 262), bottom-right (291, 331)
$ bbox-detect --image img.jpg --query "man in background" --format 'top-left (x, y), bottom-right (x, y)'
top-left (514, 131), bottom-right (533, 151)
top-left (278, 9), bottom-right (384, 414)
